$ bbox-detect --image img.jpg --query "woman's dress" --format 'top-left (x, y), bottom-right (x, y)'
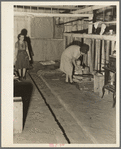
top-left (15, 41), bottom-right (30, 69)
top-left (60, 45), bottom-right (81, 76)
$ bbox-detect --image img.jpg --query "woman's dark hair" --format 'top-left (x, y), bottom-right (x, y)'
top-left (66, 40), bottom-right (82, 48)
top-left (17, 33), bottom-right (24, 40)
top-left (21, 29), bottom-right (27, 36)
top-left (80, 44), bottom-right (89, 54)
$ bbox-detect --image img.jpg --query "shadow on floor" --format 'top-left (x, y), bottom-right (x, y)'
top-left (14, 80), bottom-right (33, 128)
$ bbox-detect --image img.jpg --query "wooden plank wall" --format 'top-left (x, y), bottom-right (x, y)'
top-left (31, 17), bottom-right (53, 38)
top-left (14, 16), bottom-right (31, 44)
top-left (14, 8), bottom-right (64, 61)
top-left (31, 39), bottom-right (64, 61)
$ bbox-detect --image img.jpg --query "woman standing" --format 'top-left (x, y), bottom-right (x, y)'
top-left (14, 33), bottom-right (30, 80)
top-left (21, 29), bottom-right (34, 66)
top-left (60, 43), bottom-right (89, 84)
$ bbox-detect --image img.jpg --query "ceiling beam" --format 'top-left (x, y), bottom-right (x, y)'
top-left (38, 5), bottom-right (83, 10)
top-left (71, 5), bottom-right (111, 14)
top-left (15, 5), bottom-right (83, 10)
top-left (14, 11), bottom-right (93, 18)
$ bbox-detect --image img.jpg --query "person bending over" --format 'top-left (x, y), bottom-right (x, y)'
top-left (60, 43), bottom-right (89, 84)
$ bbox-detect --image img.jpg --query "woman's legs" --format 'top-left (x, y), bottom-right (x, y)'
top-left (66, 74), bottom-right (73, 83)
top-left (23, 68), bottom-right (26, 79)
top-left (66, 74), bottom-right (69, 82)
top-left (18, 68), bottom-right (26, 80)
top-left (69, 75), bottom-right (73, 83)
top-left (18, 69), bottom-right (22, 78)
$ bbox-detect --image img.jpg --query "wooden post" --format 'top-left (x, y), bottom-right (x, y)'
top-left (111, 41), bottom-right (115, 55)
top-left (88, 15), bottom-right (93, 34)
top-left (106, 40), bottom-right (110, 63)
top-left (64, 36), bottom-right (66, 49)
top-left (97, 40), bottom-right (101, 71)
top-left (70, 35), bottom-right (73, 43)
top-left (79, 20), bottom-right (82, 30)
top-left (87, 15), bottom-right (93, 72)
top-left (94, 73), bottom-right (99, 93)
top-left (101, 40), bottom-right (105, 71)
top-left (68, 36), bottom-right (71, 46)
top-left (87, 39), bottom-right (93, 73)
top-left (66, 36), bottom-right (69, 47)
top-left (95, 39), bottom-right (101, 71)
top-left (27, 16), bottom-right (31, 37)
top-left (83, 38), bottom-right (88, 66)
top-left (92, 39), bottom-right (95, 70)
top-left (64, 18), bottom-right (67, 32)
top-left (95, 40), bottom-right (98, 71)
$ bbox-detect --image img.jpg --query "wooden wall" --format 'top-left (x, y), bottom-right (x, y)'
top-left (31, 17), bottom-right (53, 38)
top-left (14, 16), bottom-right (31, 44)
top-left (31, 39), bottom-right (64, 61)
top-left (14, 6), bottom-right (92, 62)
top-left (14, 8), bottom-right (64, 61)
top-left (14, 16), bottom-right (64, 61)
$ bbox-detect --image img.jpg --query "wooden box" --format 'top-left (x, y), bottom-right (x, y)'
top-left (94, 73), bottom-right (109, 97)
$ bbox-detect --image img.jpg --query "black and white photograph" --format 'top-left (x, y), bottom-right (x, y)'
top-left (2, 1), bottom-right (120, 147)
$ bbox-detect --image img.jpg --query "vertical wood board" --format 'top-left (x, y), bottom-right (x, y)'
top-left (101, 40), bottom-right (105, 70)
top-left (46, 40), bottom-right (64, 61)
top-left (105, 40), bottom-right (110, 62)
top-left (111, 41), bottom-right (115, 55)
top-left (83, 38), bottom-right (88, 66)
top-left (92, 39), bottom-right (95, 69)
top-left (31, 39), bottom-right (45, 61)
top-left (31, 39), bottom-right (64, 61)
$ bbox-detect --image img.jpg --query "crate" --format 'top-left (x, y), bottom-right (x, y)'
top-left (94, 73), bottom-right (109, 97)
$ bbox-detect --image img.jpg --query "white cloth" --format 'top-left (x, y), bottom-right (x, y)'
top-left (94, 21), bottom-right (100, 29)
top-left (100, 24), bottom-right (106, 35)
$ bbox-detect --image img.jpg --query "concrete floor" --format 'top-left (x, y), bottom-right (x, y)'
top-left (13, 61), bottom-right (116, 146)
top-left (13, 73), bottom-right (67, 144)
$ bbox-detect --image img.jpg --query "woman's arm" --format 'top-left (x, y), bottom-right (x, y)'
top-left (72, 57), bottom-right (76, 67)
top-left (72, 57), bottom-right (78, 71)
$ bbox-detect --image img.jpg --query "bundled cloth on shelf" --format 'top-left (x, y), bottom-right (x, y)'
top-left (100, 24), bottom-right (107, 35)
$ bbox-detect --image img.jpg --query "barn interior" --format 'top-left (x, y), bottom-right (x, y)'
top-left (13, 4), bottom-right (117, 145)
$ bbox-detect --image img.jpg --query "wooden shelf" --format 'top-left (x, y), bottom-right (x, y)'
top-left (64, 33), bottom-right (116, 41)
top-left (88, 21), bottom-right (117, 25)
